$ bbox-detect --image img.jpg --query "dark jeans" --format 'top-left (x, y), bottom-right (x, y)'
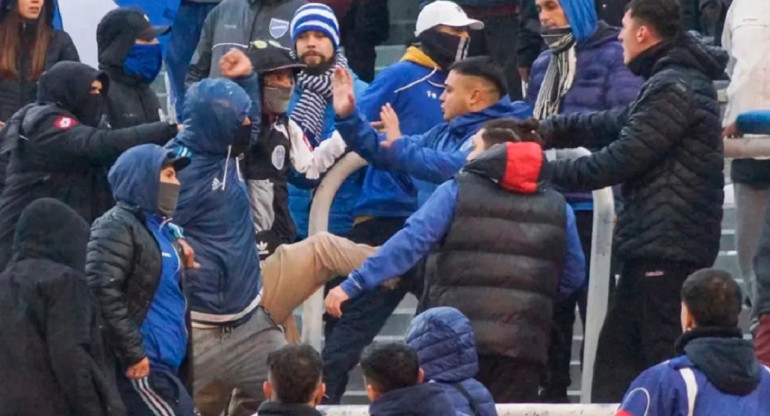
top-left (542, 210), bottom-right (593, 402)
top-left (165, 0), bottom-right (218, 118)
top-left (591, 259), bottom-right (698, 403)
top-left (477, 355), bottom-right (542, 403)
top-left (322, 217), bottom-right (410, 403)
top-left (468, 13), bottom-right (522, 100)
top-left (117, 367), bottom-right (196, 416)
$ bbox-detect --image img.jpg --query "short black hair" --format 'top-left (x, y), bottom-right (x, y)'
top-left (448, 56), bottom-right (507, 98)
top-left (360, 343), bottom-right (420, 394)
top-left (626, 0), bottom-right (682, 41)
top-left (266, 344), bottom-right (322, 404)
top-left (481, 118), bottom-right (543, 147)
top-left (681, 269), bottom-right (742, 328)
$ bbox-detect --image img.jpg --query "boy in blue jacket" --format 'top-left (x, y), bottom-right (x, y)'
top-left (405, 307), bottom-right (497, 416)
top-left (326, 118), bottom-right (584, 402)
top-left (616, 269), bottom-right (770, 416)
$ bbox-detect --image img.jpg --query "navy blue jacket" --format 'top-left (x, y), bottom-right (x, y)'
top-left (353, 46), bottom-right (447, 219)
top-left (335, 96), bottom-right (532, 203)
top-left (369, 382), bottom-right (458, 416)
top-left (405, 307), bottom-right (497, 416)
top-left (166, 79), bottom-right (262, 325)
top-left (528, 22), bottom-right (642, 210)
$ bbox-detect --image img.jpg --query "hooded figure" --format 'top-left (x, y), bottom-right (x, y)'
top-left (0, 61), bottom-right (179, 270)
top-left (405, 307), bottom-right (497, 416)
top-left (0, 198), bottom-right (124, 416)
top-left (97, 7), bottom-right (170, 129)
top-left (86, 144), bottom-right (196, 416)
top-left (0, 0), bottom-right (79, 123)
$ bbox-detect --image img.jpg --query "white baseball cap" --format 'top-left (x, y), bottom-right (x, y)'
top-left (415, 1), bottom-right (484, 37)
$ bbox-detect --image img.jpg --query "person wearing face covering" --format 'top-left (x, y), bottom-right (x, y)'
top-left (86, 144), bottom-right (196, 416)
top-left (97, 7), bottom-right (170, 129)
top-left (0, 198), bottom-right (124, 416)
top-left (524, 0), bottom-right (641, 403)
top-left (0, 61), bottom-right (180, 271)
top-left (220, 42), bottom-right (347, 260)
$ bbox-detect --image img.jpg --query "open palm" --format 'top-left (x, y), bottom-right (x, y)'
top-left (332, 67), bottom-right (356, 118)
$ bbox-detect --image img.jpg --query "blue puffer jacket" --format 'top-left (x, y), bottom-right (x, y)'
top-left (354, 46), bottom-right (447, 219)
top-left (166, 79), bottom-right (263, 325)
top-left (335, 96), bottom-right (532, 203)
top-left (288, 71), bottom-right (368, 238)
top-left (405, 307), bottom-right (497, 416)
top-left (527, 21), bottom-right (642, 210)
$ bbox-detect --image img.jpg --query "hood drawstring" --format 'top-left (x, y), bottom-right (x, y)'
top-left (222, 145), bottom-right (232, 190)
top-left (394, 67), bottom-right (438, 94)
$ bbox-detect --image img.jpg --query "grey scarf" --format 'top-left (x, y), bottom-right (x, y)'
top-left (533, 27), bottom-right (577, 119)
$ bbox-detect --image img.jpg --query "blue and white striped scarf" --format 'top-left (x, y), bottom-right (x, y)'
top-left (291, 53), bottom-right (349, 147)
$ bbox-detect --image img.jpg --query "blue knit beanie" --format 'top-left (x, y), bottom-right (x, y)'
top-left (290, 3), bottom-right (341, 51)
top-left (559, 0), bottom-right (598, 42)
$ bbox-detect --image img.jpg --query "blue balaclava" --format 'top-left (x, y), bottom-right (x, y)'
top-left (123, 43), bottom-right (163, 83)
top-left (559, 0), bottom-right (598, 42)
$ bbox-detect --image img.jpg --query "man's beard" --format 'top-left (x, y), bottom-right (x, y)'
top-left (301, 52), bottom-right (335, 75)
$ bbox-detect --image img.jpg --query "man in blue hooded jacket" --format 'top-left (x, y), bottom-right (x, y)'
top-left (526, 0), bottom-right (642, 401)
top-left (87, 144), bottom-right (196, 416)
top-left (166, 78), bottom-right (286, 416)
top-left (616, 269), bottom-right (770, 416)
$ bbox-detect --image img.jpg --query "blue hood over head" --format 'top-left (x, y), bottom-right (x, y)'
top-left (178, 78), bottom-right (251, 156)
top-left (109, 144), bottom-right (181, 214)
top-left (560, 0), bottom-right (598, 42)
top-left (405, 307), bottom-right (479, 383)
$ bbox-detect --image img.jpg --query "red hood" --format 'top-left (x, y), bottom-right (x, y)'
top-left (463, 142), bottom-right (546, 194)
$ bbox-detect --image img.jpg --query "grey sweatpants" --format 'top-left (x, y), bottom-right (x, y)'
top-left (735, 183), bottom-right (770, 310)
top-left (192, 307), bottom-right (286, 416)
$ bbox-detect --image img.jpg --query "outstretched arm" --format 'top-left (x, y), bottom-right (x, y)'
top-left (325, 180), bottom-right (458, 317)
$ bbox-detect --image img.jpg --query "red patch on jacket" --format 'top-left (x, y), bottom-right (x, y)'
top-left (53, 116), bottom-right (77, 130)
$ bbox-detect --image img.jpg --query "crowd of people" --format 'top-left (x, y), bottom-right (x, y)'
top-left (0, 0), bottom-right (770, 415)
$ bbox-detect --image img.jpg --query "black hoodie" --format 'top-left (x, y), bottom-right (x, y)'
top-left (0, 198), bottom-right (124, 416)
top-left (0, 61), bottom-right (178, 270)
top-left (369, 383), bottom-right (457, 416)
top-left (545, 32), bottom-right (728, 268)
top-left (96, 7), bottom-right (163, 129)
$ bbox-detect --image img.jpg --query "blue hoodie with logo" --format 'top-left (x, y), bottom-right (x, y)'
top-left (108, 143), bottom-right (187, 371)
top-left (166, 78), bottom-right (262, 325)
top-left (334, 96), bottom-right (533, 204)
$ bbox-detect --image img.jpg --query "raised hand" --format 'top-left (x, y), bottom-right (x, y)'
top-left (332, 67), bottom-right (356, 118)
top-left (219, 48), bottom-right (253, 79)
top-left (379, 103), bottom-right (402, 148)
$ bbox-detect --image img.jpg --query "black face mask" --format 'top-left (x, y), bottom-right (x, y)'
top-left (157, 181), bottom-right (180, 217)
top-left (232, 123), bottom-right (253, 156)
top-left (74, 94), bottom-right (105, 128)
top-left (418, 30), bottom-right (470, 70)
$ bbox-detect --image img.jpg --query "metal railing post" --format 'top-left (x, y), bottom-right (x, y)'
top-left (318, 404), bottom-right (619, 415)
top-left (550, 149), bottom-right (615, 404)
top-left (303, 153), bottom-right (368, 351)
top-left (723, 136), bottom-right (770, 158)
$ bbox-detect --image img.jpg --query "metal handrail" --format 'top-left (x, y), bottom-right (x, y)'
top-left (317, 404), bottom-right (618, 415)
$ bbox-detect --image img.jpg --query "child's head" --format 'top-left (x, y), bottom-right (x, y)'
top-left (680, 269), bottom-right (742, 332)
top-left (466, 118), bottom-right (543, 161)
top-left (360, 343), bottom-right (424, 401)
top-left (263, 344), bottom-right (326, 406)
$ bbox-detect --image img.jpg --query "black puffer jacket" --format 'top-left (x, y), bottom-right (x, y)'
top-left (0, 62), bottom-right (179, 270)
top-left (420, 142), bottom-right (567, 365)
top-left (543, 33), bottom-right (727, 268)
top-left (0, 0), bottom-right (79, 123)
top-left (97, 8), bottom-right (162, 129)
top-left (0, 198), bottom-right (124, 416)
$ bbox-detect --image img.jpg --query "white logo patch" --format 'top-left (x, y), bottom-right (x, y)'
top-left (212, 177), bottom-right (224, 191)
top-left (271, 145), bottom-right (286, 170)
top-left (269, 18), bottom-right (289, 39)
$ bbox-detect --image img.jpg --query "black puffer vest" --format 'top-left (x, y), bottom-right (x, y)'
top-left (420, 142), bottom-right (567, 365)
